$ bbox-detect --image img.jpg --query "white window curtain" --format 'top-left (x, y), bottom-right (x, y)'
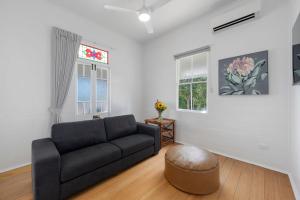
top-left (50, 27), bottom-right (82, 124)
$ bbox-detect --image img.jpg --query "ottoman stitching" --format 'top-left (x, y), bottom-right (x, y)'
top-left (165, 158), bottom-right (219, 173)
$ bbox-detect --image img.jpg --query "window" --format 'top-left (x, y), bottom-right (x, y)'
top-left (96, 67), bottom-right (108, 113)
top-left (176, 49), bottom-right (209, 112)
top-left (77, 64), bottom-right (92, 115)
top-left (78, 44), bottom-right (108, 64)
top-left (76, 44), bottom-right (109, 115)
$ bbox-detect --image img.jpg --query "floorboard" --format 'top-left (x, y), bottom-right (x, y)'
top-left (0, 145), bottom-right (295, 200)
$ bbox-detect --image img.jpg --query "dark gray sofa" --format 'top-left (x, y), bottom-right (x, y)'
top-left (31, 114), bottom-right (160, 200)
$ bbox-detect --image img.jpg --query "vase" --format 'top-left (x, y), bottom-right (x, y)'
top-left (158, 111), bottom-right (163, 121)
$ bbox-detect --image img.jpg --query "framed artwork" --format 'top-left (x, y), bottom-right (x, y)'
top-left (293, 44), bottom-right (300, 84)
top-left (219, 50), bottom-right (268, 95)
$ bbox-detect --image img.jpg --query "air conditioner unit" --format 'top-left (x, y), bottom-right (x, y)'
top-left (211, 0), bottom-right (261, 33)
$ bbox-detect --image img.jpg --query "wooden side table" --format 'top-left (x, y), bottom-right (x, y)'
top-left (145, 118), bottom-right (175, 147)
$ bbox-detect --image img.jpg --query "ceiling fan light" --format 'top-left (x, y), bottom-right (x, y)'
top-left (138, 12), bottom-right (151, 22)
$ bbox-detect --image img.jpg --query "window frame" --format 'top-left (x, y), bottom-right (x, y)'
top-left (176, 50), bottom-right (209, 113)
top-left (75, 59), bottom-right (111, 116)
top-left (95, 66), bottom-right (110, 114)
top-left (76, 62), bottom-right (92, 115)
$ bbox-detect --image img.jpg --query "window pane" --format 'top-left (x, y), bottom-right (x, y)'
top-left (192, 82), bottom-right (207, 111)
top-left (77, 102), bottom-right (91, 115)
top-left (96, 68), bottom-right (101, 79)
top-left (179, 78), bottom-right (192, 84)
top-left (97, 80), bottom-right (107, 101)
top-left (96, 68), bottom-right (108, 80)
top-left (193, 52), bottom-right (208, 81)
top-left (85, 65), bottom-right (91, 77)
top-left (102, 69), bottom-right (108, 80)
top-left (77, 64), bottom-right (91, 115)
top-left (78, 44), bottom-right (109, 64)
top-left (179, 56), bottom-right (192, 83)
top-left (96, 101), bottom-right (107, 113)
top-left (78, 64), bottom-right (83, 76)
top-left (193, 77), bottom-right (207, 82)
top-left (78, 77), bottom-right (91, 101)
top-left (77, 102), bottom-right (84, 114)
top-left (178, 84), bottom-right (191, 109)
top-left (96, 79), bottom-right (108, 112)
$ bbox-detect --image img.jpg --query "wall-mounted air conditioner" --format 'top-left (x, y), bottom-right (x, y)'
top-left (211, 0), bottom-right (261, 33)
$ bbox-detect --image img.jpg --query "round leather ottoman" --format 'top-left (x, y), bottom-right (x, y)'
top-left (164, 145), bottom-right (220, 195)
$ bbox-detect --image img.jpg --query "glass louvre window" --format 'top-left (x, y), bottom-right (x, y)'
top-left (76, 62), bottom-right (110, 115)
top-left (78, 44), bottom-right (108, 64)
top-left (96, 68), bottom-right (108, 113)
top-left (77, 64), bottom-right (92, 115)
top-left (176, 50), bottom-right (209, 112)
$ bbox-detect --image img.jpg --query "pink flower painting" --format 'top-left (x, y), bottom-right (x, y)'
top-left (227, 57), bottom-right (255, 76)
top-left (219, 51), bottom-right (268, 95)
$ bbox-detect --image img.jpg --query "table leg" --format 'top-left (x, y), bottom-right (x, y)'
top-left (173, 122), bottom-right (175, 143)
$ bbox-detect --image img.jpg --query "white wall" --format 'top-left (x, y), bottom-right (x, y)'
top-left (0, 0), bottom-right (143, 172)
top-left (0, 0), bottom-right (296, 183)
top-left (142, 0), bottom-right (290, 172)
top-left (289, 0), bottom-right (300, 198)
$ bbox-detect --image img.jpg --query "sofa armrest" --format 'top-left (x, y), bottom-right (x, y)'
top-left (32, 138), bottom-right (61, 200)
top-left (137, 122), bottom-right (160, 154)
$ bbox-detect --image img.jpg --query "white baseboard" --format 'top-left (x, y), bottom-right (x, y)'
top-left (176, 140), bottom-right (300, 198)
top-left (0, 162), bottom-right (31, 173)
top-left (175, 140), bottom-right (288, 174)
top-left (1, 145), bottom-right (299, 199)
top-left (289, 173), bottom-right (300, 200)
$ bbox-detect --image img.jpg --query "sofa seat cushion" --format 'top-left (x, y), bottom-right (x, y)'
top-left (61, 143), bottom-right (121, 182)
top-left (110, 134), bottom-right (154, 157)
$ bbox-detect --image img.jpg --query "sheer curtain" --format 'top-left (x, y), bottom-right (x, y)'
top-left (50, 27), bottom-right (82, 124)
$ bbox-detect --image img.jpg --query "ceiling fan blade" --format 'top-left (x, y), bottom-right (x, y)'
top-left (104, 5), bottom-right (136, 13)
top-left (149, 0), bottom-right (172, 11)
top-left (144, 20), bottom-right (154, 34)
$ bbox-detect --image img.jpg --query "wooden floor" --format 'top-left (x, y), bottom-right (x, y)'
top-left (0, 145), bottom-right (295, 200)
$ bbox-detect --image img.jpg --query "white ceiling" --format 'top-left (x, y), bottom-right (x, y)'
top-left (49, 0), bottom-right (239, 42)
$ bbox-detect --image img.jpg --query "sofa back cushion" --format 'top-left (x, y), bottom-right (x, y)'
top-left (52, 119), bottom-right (107, 154)
top-left (104, 115), bottom-right (137, 140)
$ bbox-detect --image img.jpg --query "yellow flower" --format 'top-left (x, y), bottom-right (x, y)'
top-left (154, 100), bottom-right (167, 112)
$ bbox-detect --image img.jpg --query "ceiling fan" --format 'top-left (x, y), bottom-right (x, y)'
top-left (104, 0), bottom-right (172, 34)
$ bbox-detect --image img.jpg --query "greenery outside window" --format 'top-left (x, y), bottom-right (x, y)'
top-left (176, 49), bottom-right (209, 112)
